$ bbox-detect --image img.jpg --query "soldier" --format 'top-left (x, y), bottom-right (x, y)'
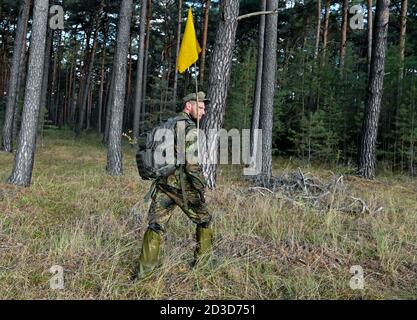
top-left (136, 91), bottom-right (213, 279)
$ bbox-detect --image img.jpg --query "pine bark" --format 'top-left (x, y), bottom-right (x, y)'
top-left (201, 0), bottom-right (240, 189)
top-left (1, 0), bottom-right (31, 152)
top-left (259, 0), bottom-right (278, 181)
top-left (106, 0), bottom-right (133, 175)
top-left (314, 0), bottom-right (321, 59)
top-left (398, 0), bottom-right (408, 93)
top-left (98, 18), bottom-right (109, 134)
top-left (38, 25), bottom-right (52, 144)
top-left (367, 0), bottom-right (373, 75)
top-left (13, 10), bottom-right (30, 142)
top-left (104, 65), bottom-right (115, 144)
top-left (250, 0), bottom-right (266, 155)
top-left (358, 0), bottom-right (390, 179)
top-left (199, 0), bottom-right (211, 83)
top-left (77, 27), bottom-right (98, 134)
top-left (8, 0), bottom-right (49, 187)
top-left (132, 0), bottom-right (148, 142)
top-left (172, 0), bottom-right (183, 108)
top-left (322, 0), bottom-right (330, 58)
top-left (340, 0), bottom-right (349, 74)
top-left (141, 0), bottom-right (152, 128)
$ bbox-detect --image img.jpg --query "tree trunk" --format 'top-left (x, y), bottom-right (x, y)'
top-left (199, 0), bottom-right (211, 83)
top-left (106, 0), bottom-right (133, 176)
top-left (132, 0), bottom-right (147, 142)
top-left (98, 18), bottom-right (109, 134)
top-left (398, 0), bottom-right (408, 96)
top-left (172, 0), bottom-right (183, 108)
top-left (314, 0), bottom-right (321, 59)
top-left (104, 66), bottom-right (115, 143)
top-left (86, 88), bottom-right (92, 130)
top-left (125, 35), bottom-right (133, 131)
top-left (75, 28), bottom-right (91, 132)
top-left (141, 0), bottom-right (152, 129)
top-left (367, 0), bottom-right (373, 75)
top-left (69, 41), bottom-right (79, 129)
top-left (13, 11), bottom-right (30, 143)
top-left (322, 0), bottom-right (330, 60)
top-left (201, 0), bottom-right (240, 189)
top-left (38, 25), bottom-right (53, 145)
top-left (1, 0), bottom-right (31, 152)
top-left (8, 0), bottom-right (49, 187)
top-left (340, 0), bottom-right (349, 74)
top-left (357, 0), bottom-right (390, 179)
top-left (50, 30), bottom-right (62, 126)
top-left (259, 0), bottom-right (278, 181)
top-left (250, 0), bottom-right (266, 155)
top-left (65, 38), bottom-right (78, 127)
top-left (77, 27), bottom-right (98, 134)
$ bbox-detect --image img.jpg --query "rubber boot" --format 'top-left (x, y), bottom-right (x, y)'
top-left (193, 226), bottom-right (213, 267)
top-left (137, 228), bottom-right (162, 279)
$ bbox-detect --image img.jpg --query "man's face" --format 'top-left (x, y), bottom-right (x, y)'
top-left (185, 101), bottom-right (206, 121)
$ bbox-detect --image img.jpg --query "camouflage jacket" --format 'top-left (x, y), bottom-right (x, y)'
top-left (161, 112), bottom-right (207, 192)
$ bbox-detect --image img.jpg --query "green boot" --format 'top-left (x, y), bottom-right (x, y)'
top-left (193, 226), bottom-right (213, 267)
top-left (137, 228), bottom-right (162, 279)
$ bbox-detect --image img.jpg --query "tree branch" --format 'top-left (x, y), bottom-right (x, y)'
top-left (236, 10), bottom-right (277, 22)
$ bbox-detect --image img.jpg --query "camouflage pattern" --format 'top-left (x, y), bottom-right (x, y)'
top-left (146, 111), bottom-right (211, 233)
top-left (182, 91), bottom-right (211, 104)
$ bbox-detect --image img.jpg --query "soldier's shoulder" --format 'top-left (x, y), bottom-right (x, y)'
top-left (176, 112), bottom-right (196, 130)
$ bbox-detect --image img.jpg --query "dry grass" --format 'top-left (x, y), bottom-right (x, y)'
top-left (0, 130), bottom-right (416, 299)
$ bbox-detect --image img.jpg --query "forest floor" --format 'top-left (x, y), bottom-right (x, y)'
top-left (0, 130), bottom-right (416, 299)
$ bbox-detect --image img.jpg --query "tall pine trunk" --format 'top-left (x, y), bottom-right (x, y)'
top-left (314, 0), bottom-right (321, 59)
top-left (38, 25), bottom-right (53, 146)
top-left (397, 0), bottom-right (408, 100)
top-left (1, 0), bottom-right (31, 152)
top-left (13, 11), bottom-right (30, 143)
top-left (259, 0), bottom-right (278, 181)
top-left (358, 0), bottom-right (390, 179)
top-left (104, 65), bottom-right (115, 144)
top-left (106, 0), bottom-right (133, 175)
top-left (340, 0), bottom-right (349, 75)
top-left (141, 0), bottom-right (152, 129)
top-left (199, 0), bottom-right (211, 83)
top-left (322, 0), bottom-right (330, 63)
top-left (367, 0), bottom-right (373, 75)
top-left (250, 0), bottom-right (266, 155)
top-left (8, 0), bottom-right (49, 187)
top-left (172, 0), bottom-right (183, 108)
top-left (201, 0), bottom-right (240, 189)
top-left (132, 0), bottom-right (148, 142)
top-left (77, 27), bottom-right (98, 134)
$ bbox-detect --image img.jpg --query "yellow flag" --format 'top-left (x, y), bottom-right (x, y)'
top-left (177, 8), bottom-right (202, 74)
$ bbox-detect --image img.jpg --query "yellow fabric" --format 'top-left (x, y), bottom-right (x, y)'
top-left (177, 8), bottom-right (202, 74)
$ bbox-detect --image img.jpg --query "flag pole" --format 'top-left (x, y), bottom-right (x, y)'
top-left (194, 62), bottom-right (200, 155)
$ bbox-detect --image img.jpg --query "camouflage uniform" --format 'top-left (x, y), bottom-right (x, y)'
top-left (147, 111), bottom-right (212, 232)
top-left (137, 93), bottom-right (213, 278)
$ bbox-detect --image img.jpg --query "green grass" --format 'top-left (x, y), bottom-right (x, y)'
top-left (0, 130), bottom-right (416, 299)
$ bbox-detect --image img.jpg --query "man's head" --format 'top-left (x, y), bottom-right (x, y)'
top-left (182, 91), bottom-right (210, 122)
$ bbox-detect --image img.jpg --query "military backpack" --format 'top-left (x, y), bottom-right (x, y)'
top-left (136, 115), bottom-right (190, 180)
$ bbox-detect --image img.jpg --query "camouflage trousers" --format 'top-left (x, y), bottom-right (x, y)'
top-left (147, 176), bottom-right (211, 233)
